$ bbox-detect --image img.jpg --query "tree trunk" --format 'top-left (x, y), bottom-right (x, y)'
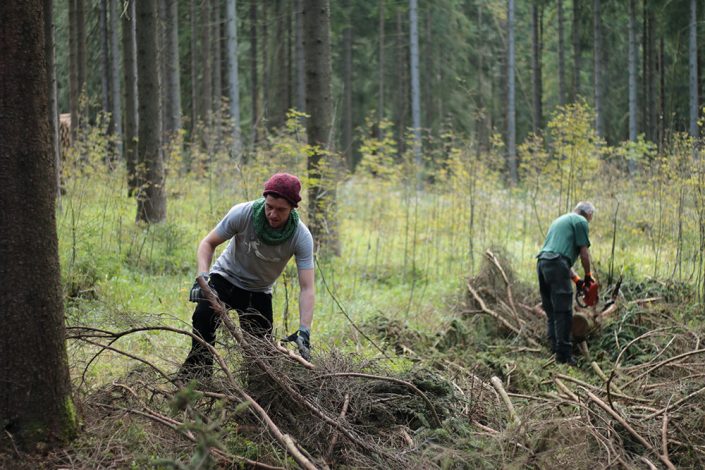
top-left (190, 0), bottom-right (198, 139)
top-left (135, 0), bottom-right (166, 223)
top-left (269, 0), bottom-right (288, 130)
top-left (99, 0), bottom-right (110, 116)
top-left (109, 0), bottom-right (123, 160)
top-left (303, 0), bottom-right (337, 253)
top-left (226, 0), bottom-right (242, 157)
top-left (557, 0), bottom-right (566, 106)
top-left (123, 0), bottom-right (138, 196)
top-left (69, 0), bottom-right (86, 138)
top-left (295, 0), bottom-right (305, 113)
top-left (213, 0), bottom-right (223, 148)
top-left (163, 0), bottom-right (182, 141)
top-left (378, 0), bottom-right (385, 136)
top-left (342, 1), bottom-right (353, 169)
top-left (658, 34), bottom-right (665, 153)
top-left (262, 1), bottom-right (270, 130)
top-left (409, 0), bottom-right (422, 180)
top-left (250, 0), bottom-right (259, 144)
top-left (395, 9), bottom-right (408, 156)
top-left (507, 0), bottom-right (517, 184)
top-left (45, 0), bottom-right (61, 201)
top-left (593, 0), bottom-right (604, 137)
top-left (571, 0), bottom-right (581, 101)
top-left (531, 2), bottom-right (543, 133)
top-left (200, 0), bottom-right (212, 144)
top-left (0, 0), bottom-right (78, 450)
top-left (476, 3), bottom-right (486, 156)
top-left (689, 0), bottom-right (698, 138)
top-left (628, 0), bottom-right (638, 144)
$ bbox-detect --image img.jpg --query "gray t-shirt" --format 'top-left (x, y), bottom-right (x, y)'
top-left (210, 200), bottom-right (314, 293)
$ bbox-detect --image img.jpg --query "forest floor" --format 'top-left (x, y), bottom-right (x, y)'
top-left (4, 250), bottom-right (704, 469)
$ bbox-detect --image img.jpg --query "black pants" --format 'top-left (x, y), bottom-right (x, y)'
top-left (181, 273), bottom-right (273, 376)
top-left (537, 254), bottom-right (574, 363)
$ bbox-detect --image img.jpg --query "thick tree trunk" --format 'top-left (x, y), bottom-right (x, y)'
top-left (123, 0), bottom-right (138, 196)
top-left (409, 0), bottom-right (422, 179)
top-left (593, 0), bottom-right (604, 137)
top-left (689, 0), bottom-right (698, 138)
top-left (109, 0), bottom-right (123, 160)
top-left (507, 0), bottom-right (517, 184)
top-left (342, 2), bottom-right (353, 169)
top-left (531, 2), bottom-right (543, 133)
top-left (0, 0), bottom-right (78, 450)
top-left (557, 0), bottom-right (566, 106)
top-left (163, 0), bottom-right (182, 140)
top-left (303, 0), bottom-right (337, 253)
top-left (628, 0), bottom-right (638, 144)
top-left (226, 0), bottom-right (242, 157)
top-left (45, 0), bottom-right (61, 200)
top-left (135, 0), bottom-right (166, 223)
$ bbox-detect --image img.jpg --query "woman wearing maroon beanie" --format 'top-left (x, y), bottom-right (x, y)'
top-left (178, 173), bottom-right (314, 382)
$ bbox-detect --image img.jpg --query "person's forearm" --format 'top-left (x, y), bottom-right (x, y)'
top-left (197, 240), bottom-right (216, 274)
top-left (299, 288), bottom-right (314, 329)
top-left (579, 247), bottom-right (591, 276)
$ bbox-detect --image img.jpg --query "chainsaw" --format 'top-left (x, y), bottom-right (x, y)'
top-left (576, 280), bottom-right (599, 308)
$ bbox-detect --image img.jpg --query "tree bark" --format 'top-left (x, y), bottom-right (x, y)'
top-left (68, 0), bottom-right (86, 138)
top-left (557, 0), bottom-right (566, 106)
top-left (200, 0), bottom-right (212, 144)
top-left (295, 0), bottom-right (306, 113)
top-left (190, 0), bottom-right (198, 138)
top-left (628, 0), bottom-right (638, 143)
top-left (342, 1), bottom-right (353, 169)
top-left (531, 2), bottom-right (543, 133)
top-left (0, 0), bottom-right (78, 450)
top-left (123, 0), bottom-right (138, 196)
top-left (109, 0), bottom-right (123, 160)
top-left (378, 0), bottom-right (385, 136)
top-left (507, 0), bottom-right (517, 184)
top-left (213, 0), bottom-right (223, 148)
top-left (226, 0), bottom-right (242, 157)
top-left (262, 1), bottom-right (270, 129)
top-left (689, 0), bottom-right (698, 138)
top-left (395, 9), bottom-right (408, 156)
top-left (99, 0), bottom-right (110, 115)
top-left (163, 0), bottom-right (182, 141)
top-left (250, 0), bottom-right (259, 144)
top-left (571, 0), bottom-right (581, 101)
top-left (593, 0), bottom-right (604, 137)
top-left (409, 0), bottom-right (422, 181)
top-left (45, 0), bottom-right (61, 201)
top-left (135, 0), bottom-right (166, 223)
top-left (303, 0), bottom-right (337, 253)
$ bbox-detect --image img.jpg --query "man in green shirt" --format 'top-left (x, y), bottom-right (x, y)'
top-left (537, 202), bottom-right (595, 365)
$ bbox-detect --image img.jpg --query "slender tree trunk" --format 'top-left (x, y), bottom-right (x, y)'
top-left (295, 0), bottom-right (305, 113)
top-left (69, 0), bottom-right (85, 138)
top-left (557, 0), bottom-right (566, 106)
top-left (342, 1), bottom-right (353, 169)
top-left (262, 1), bottom-right (270, 129)
top-left (135, 0), bottom-right (166, 223)
top-left (250, 0), bottom-right (259, 144)
top-left (689, 0), bottom-right (698, 138)
top-left (109, 0), bottom-right (123, 160)
top-left (99, 0), bottom-right (110, 115)
top-left (571, 0), bottom-right (581, 100)
top-left (476, 3), bottom-right (486, 156)
top-left (200, 0), bottom-right (212, 143)
top-left (396, 9), bottom-right (408, 156)
top-left (378, 0), bottom-right (385, 136)
top-left (531, 2), bottom-right (543, 133)
top-left (226, 0), bottom-right (242, 157)
top-left (628, 0), bottom-right (638, 144)
top-left (409, 0), bottom-right (422, 180)
top-left (507, 0), bottom-right (517, 184)
top-left (213, 0), bottom-right (223, 148)
top-left (164, 0), bottom-right (182, 140)
top-left (0, 0), bottom-right (78, 450)
top-left (593, 0), bottom-right (604, 137)
top-left (303, 0), bottom-right (337, 253)
top-left (190, 0), bottom-right (198, 139)
top-left (658, 35), bottom-right (665, 152)
top-left (123, 0), bottom-right (138, 196)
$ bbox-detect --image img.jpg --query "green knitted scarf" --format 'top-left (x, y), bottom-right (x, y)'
top-left (252, 197), bottom-right (300, 245)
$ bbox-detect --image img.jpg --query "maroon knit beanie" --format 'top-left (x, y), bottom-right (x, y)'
top-left (262, 173), bottom-right (302, 207)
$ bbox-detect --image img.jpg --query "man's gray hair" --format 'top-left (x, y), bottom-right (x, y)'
top-left (574, 201), bottom-right (595, 216)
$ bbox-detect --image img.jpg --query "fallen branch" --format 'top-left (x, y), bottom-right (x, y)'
top-left (485, 249), bottom-right (519, 322)
top-left (490, 376), bottom-right (520, 426)
top-left (641, 384), bottom-right (705, 420)
top-left (326, 394), bottom-right (351, 461)
top-left (467, 281), bottom-right (522, 336)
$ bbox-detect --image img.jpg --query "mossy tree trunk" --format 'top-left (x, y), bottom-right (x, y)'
top-left (0, 0), bottom-right (78, 451)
